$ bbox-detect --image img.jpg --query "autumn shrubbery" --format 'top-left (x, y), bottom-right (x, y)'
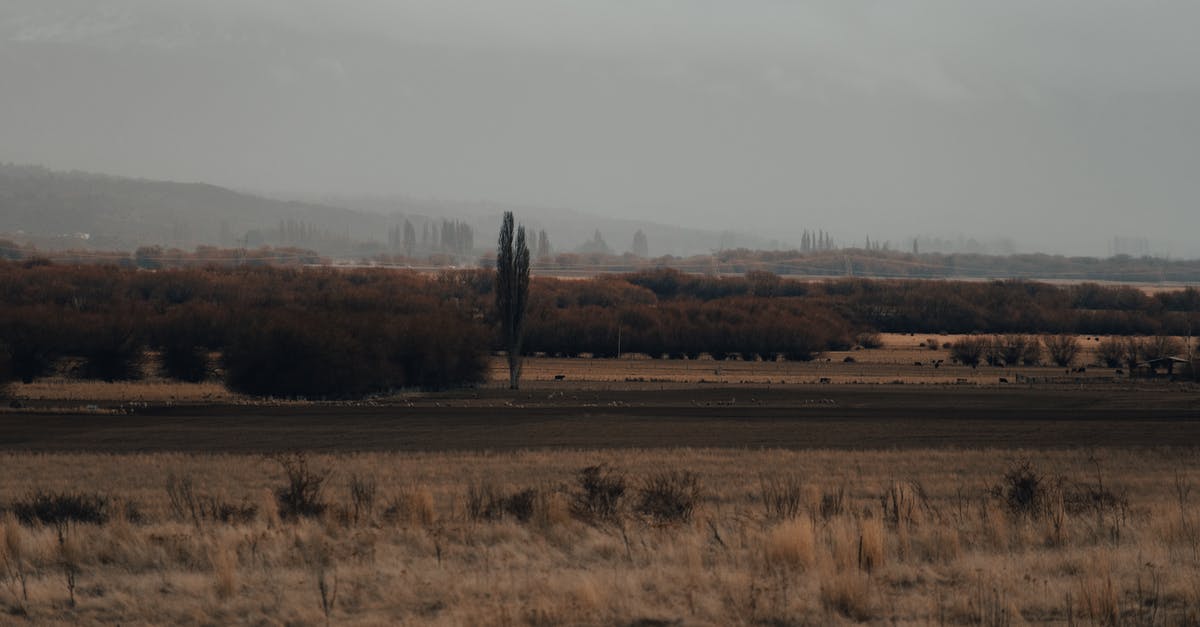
top-left (0, 264), bottom-right (489, 397)
top-left (0, 262), bottom-right (1195, 396)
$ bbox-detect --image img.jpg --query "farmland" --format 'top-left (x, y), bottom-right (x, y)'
top-left (1, 265), bottom-right (1198, 625)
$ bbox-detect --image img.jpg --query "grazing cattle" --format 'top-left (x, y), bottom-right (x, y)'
top-left (914, 361), bottom-right (924, 367)
top-left (1115, 369), bottom-right (1124, 375)
top-left (999, 377), bottom-right (1009, 383)
top-left (554, 374), bottom-right (566, 381)
top-left (819, 377), bottom-right (832, 384)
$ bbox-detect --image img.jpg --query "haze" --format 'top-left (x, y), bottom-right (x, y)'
top-left (2, 1), bottom-right (1198, 256)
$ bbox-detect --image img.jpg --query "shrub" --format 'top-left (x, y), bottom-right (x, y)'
top-left (636, 471), bottom-right (702, 524)
top-left (1095, 337), bottom-right (1124, 367)
top-left (760, 474), bottom-right (803, 520)
top-left (78, 317), bottom-right (144, 381)
top-left (950, 336), bottom-right (989, 367)
top-left (160, 344), bottom-right (209, 382)
top-left (1141, 335), bottom-right (1185, 361)
top-left (1043, 334), bottom-right (1080, 368)
top-left (383, 488), bottom-right (436, 526)
top-left (995, 335), bottom-right (1038, 367)
top-left (855, 332), bottom-right (883, 349)
top-left (348, 474), bottom-right (378, 524)
top-left (0, 312), bottom-right (61, 383)
top-left (571, 465), bottom-right (626, 523)
top-left (466, 483), bottom-right (539, 523)
top-left (167, 475), bottom-right (260, 525)
top-left (820, 487), bottom-right (847, 520)
top-left (272, 453), bottom-right (328, 520)
top-left (10, 491), bottom-right (110, 527)
top-left (223, 315), bottom-right (384, 399)
top-left (992, 462), bottom-right (1051, 518)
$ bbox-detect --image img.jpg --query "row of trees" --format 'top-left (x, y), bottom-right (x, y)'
top-left (0, 259), bottom-right (1195, 396)
top-left (0, 264), bottom-right (489, 397)
top-left (386, 219), bottom-right (475, 257)
top-left (948, 333), bottom-right (1194, 369)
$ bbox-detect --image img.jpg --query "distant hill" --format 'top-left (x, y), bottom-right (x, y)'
top-left (0, 164), bottom-right (777, 258)
top-left (0, 164), bottom-right (390, 253)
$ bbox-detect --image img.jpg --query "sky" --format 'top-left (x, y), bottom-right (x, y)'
top-left (1, 1), bottom-right (1198, 256)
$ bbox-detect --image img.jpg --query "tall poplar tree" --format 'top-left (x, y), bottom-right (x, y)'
top-left (496, 212), bottom-right (531, 389)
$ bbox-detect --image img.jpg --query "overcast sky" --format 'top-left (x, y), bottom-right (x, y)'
top-left (2, 1), bottom-right (1198, 256)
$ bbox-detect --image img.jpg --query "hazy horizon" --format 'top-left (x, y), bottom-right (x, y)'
top-left (2, 1), bottom-right (1198, 257)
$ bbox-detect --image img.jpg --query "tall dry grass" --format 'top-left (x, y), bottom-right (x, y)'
top-left (0, 448), bottom-right (1194, 624)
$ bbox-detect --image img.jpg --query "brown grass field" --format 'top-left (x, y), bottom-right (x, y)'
top-left (1, 335), bottom-right (1199, 624)
top-left (1, 449), bottom-right (1200, 625)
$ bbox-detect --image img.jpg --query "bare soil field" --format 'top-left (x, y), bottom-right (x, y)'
top-left (1, 384), bottom-right (1198, 452)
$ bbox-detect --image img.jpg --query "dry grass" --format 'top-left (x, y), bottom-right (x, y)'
top-left (0, 448), bottom-right (1194, 624)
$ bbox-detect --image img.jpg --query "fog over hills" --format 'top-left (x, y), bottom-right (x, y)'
top-left (2, 1), bottom-right (1199, 257)
top-left (0, 163), bottom-right (772, 257)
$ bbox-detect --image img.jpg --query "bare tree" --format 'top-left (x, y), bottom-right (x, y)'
top-left (949, 336), bottom-right (988, 367)
top-left (1043, 334), bottom-right (1080, 368)
top-left (496, 212), bottom-right (530, 389)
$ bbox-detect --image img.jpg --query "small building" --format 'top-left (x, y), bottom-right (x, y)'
top-left (1132, 357), bottom-right (1194, 380)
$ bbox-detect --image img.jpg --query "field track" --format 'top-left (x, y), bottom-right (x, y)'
top-left (3, 385), bottom-right (1198, 452)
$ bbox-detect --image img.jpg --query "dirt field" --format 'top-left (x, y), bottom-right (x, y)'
top-left (3, 332), bottom-right (1197, 453)
top-left (1, 384), bottom-right (1197, 452)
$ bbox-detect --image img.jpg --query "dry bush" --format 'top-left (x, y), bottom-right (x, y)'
top-left (992, 462), bottom-right (1052, 518)
top-left (636, 471), bottom-right (702, 524)
top-left (571, 465), bottom-right (626, 523)
top-left (166, 475), bottom-right (256, 525)
top-left (1142, 335), bottom-right (1186, 361)
top-left (10, 490), bottom-right (110, 527)
top-left (760, 474), bottom-right (804, 520)
top-left (855, 332), bottom-right (883, 349)
top-left (466, 483), bottom-right (539, 523)
top-left (950, 336), bottom-right (989, 367)
top-left (819, 486), bottom-right (846, 520)
top-left (1043, 334), bottom-right (1081, 367)
top-left (272, 453), bottom-right (329, 520)
top-left (881, 480), bottom-right (935, 528)
top-left (347, 474), bottom-right (378, 525)
top-left (383, 487), bottom-right (436, 526)
top-left (1096, 337), bottom-right (1125, 367)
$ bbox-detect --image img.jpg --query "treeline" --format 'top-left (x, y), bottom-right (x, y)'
top-left (700, 249), bottom-right (1200, 283)
top-left (0, 240), bottom-right (327, 269)
top-left (523, 276), bottom-right (851, 359)
top-left (0, 264), bottom-right (487, 397)
top-left (0, 263), bottom-right (1196, 398)
top-left (621, 269), bottom-right (1199, 336)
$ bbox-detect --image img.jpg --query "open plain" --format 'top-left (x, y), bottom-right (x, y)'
top-left (2, 341), bottom-right (1199, 625)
